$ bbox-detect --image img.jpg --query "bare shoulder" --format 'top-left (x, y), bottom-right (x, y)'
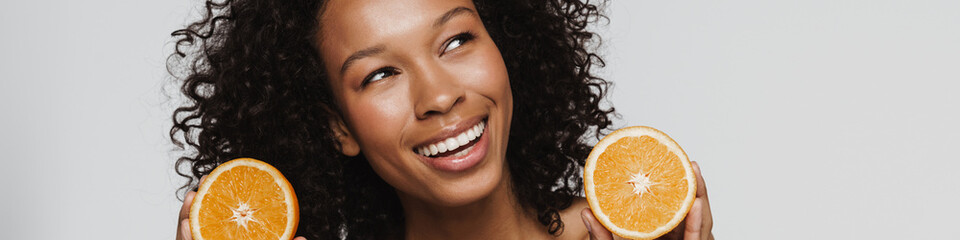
top-left (557, 196), bottom-right (590, 240)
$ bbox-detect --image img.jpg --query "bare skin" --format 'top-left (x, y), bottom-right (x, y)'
top-left (317, 0), bottom-right (536, 238)
top-left (175, 0), bottom-right (713, 239)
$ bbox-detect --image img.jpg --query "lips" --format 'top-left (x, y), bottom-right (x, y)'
top-left (415, 120), bottom-right (485, 157)
top-left (412, 117), bottom-right (490, 172)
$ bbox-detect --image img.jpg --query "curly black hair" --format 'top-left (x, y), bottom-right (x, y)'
top-left (169, 0), bottom-right (613, 238)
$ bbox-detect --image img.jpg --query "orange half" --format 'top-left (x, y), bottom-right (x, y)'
top-left (189, 158), bottom-right (299, 240)
top-left (584, 126), bottom-right (696, 239)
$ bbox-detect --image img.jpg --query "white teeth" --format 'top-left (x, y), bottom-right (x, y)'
top-left (456, 134), bottom-right (469, 146)
top-left (466, 127), bottom-right (477, 139)
top-left (445, 138), bottom-right (459, 152)
top-left (437, 142), bottom-right (448, 153)
top-left (453, 145), bottom-right (474, 157)
top-left (417, 120), bottom-right (486, 157)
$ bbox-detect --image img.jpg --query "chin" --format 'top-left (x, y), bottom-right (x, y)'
top-left (429, 164), bottom-right (507, 207)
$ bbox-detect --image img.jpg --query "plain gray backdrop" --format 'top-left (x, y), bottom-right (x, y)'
top-left (1, 0), bottom-right (957, 239)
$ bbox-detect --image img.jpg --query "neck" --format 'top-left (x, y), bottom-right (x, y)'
top-left (399, 172), bottom-right (549, 240)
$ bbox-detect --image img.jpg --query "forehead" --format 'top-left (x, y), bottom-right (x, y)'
top-left (316, 0), bottom-right (477, 63)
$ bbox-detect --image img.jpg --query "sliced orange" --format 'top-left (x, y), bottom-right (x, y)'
top-left (190, 158), bottom-right (299, 240)
top-left (584, 126), bottom-right (696, 239)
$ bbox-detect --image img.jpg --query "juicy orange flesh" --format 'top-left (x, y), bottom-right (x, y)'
top-left (594, 136), bottom-right (688, 233)
top-left (199, 165), bottom-right (288, 239)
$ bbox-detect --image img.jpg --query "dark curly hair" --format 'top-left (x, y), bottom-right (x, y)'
top-left (169, 0), bottom-right (613, 238)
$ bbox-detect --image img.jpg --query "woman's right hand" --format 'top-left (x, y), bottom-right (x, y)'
top-left (176, 191), bottom-right (196, 240)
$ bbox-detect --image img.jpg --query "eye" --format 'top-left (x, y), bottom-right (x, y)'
top-left (441, 32), bottom-right (476, 55)
top-left (362, 67), bottom-right (398, 86)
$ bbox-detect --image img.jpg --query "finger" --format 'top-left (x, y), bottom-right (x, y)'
top-left (691, 161), bottom-right (713, 239)
top-left (691, 161), bottom-right (708, 199)
top-left (581, 208), bottom-right (615, 240)
top-left (180, 191), bottom-right (196, 220)
top-left (178, 218), bottom-right (193, 240)
top-left (701, 198), bottom-right (714, 240)
top-left (683, 198), bottom-right (704, 240)
top-left (293, 237), bottom-right (307, 240)
top-left (199, 175), bottom-right (208, 185)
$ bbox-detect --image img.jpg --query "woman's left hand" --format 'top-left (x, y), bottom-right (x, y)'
top-left (581, 161), bottom-right (714, 240)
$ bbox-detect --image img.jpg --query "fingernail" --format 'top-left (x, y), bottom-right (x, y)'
top-left (581, 213), bottom-right (593, 235)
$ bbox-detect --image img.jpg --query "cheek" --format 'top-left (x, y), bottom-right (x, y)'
top-left (342, 94), bottom-right (421, 193)
top-left (459, 46), bottom-right (512, 104)
top-left (344, 92), bottom-right (411, 152)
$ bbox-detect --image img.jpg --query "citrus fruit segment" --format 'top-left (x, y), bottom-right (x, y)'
top-left (584, 126), bottom-right (696, 239)
top-left (189, 158), bottom-right (299, 240)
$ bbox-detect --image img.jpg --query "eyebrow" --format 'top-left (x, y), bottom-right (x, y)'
top-left (339, 45), bottom-right (384, 75)
top-left (338, 6), bottom-right (476, 76)
top-left (433, 6), bottom-right (475, 29)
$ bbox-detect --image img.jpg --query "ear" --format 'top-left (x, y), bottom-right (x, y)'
top-left (330, 115), bottom-right (360, 157)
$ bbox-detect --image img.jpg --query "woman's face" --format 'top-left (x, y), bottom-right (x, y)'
top-left (316, 0), bottom-right (513, 207)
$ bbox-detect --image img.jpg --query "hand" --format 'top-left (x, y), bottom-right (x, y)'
top-left (175, 176), bottom-right (308, 240)
top-left (177, 175), bottom-right (205, 240)
top-left (176, 190), bottom-right (195, 240)
top-left (580, 161), bottom-right (714, 240)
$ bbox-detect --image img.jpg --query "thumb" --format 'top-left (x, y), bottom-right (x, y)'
top-left (293, 237), bottom-right (307, 240)
top-left (581, 208), bottom-right (614, 240)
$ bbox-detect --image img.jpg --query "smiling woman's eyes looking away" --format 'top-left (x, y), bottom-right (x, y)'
top-left (362, 67), bottom-right (399, 86)
top-left (360, 31), bottom-right (477, 87)
top-left (440, 32), bottom-right (476, 56)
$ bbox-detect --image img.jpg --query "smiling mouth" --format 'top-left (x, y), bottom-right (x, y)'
top-left (415, 120), bottom-right (486, 157)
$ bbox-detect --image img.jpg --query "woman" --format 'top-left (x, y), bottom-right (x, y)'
top-left (170, 0), bottom-right (714, 239)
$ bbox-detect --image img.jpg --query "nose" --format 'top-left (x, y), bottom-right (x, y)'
top-left (412, 61), bottom-right (465, 119)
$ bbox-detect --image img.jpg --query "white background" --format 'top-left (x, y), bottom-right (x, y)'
top-left (1, 0), bottom-right (957, 239)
